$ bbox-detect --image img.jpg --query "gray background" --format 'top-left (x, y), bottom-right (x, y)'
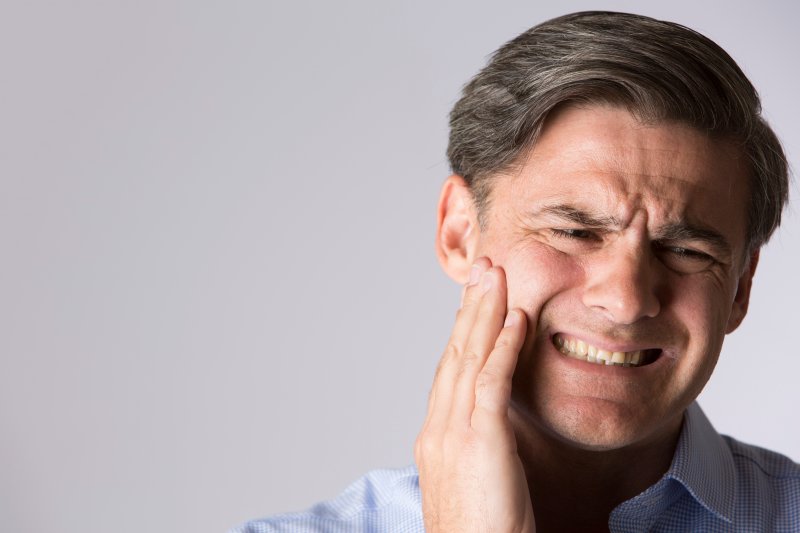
top-left (1, 1), bottom-right (798, 532)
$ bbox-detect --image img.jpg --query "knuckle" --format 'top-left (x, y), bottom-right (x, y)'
top-left (435, 343), bottom-right (460, 376)
top-left (474, 372), bottom-right (511, 407)
top-left (415, 432), bottom-right (440, 459)
top-left (442, 342), bottom-right (460, 364)
top-left (498, 321), bottom-right (524, 345)
top-left (474, 373), bottom-right (496, 398)
top-left (454, 349), bottom-right (481, 378)
top-left (433, 343), bottom-right (458, 378)
top-left (493, 332), bottom-right (515, 350)
top-left (414, 436), bottom-right (423, 461)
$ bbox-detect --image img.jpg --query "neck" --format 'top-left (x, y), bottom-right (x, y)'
top-left (510, 408), bottom-right (684, 533)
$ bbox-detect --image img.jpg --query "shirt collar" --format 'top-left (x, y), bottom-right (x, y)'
top-left (665, 401), bottom-right (736, 523)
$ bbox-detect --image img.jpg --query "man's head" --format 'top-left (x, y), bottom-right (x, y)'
top-left (435, 12), bottom-right (789, 451)
top-left (447, 11), bottom-right (788, 253)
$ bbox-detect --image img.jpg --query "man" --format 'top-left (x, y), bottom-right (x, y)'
top-left (232, 11), bottom-right (798, 533)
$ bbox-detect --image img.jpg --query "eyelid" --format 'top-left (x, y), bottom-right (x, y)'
top-left (653, 243), bottom-right (719, 276)
top-left (551, 228), bottom-right (596, 240)
top-left (549, 229), bottom-right (721, 266)
top-left (654, 241), bottom-right (714, 259)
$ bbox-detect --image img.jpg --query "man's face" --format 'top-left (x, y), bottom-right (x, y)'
top-left (469, 105), bottom-right (756, 451)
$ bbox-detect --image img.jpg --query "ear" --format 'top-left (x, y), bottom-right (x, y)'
top-left (725, 249), bottom-right (759, 334)
top-left (436, 175), bottom-right (480, 284)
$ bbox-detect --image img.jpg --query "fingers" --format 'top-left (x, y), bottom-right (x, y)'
top-left (471, 309), bottom-right (526, 436)
top-left (453, 257), bottom-right (494, 346)
top-left (449, 266), bottom-right (509, 425)
top-left (423, 257), bottom-right (493, 431)
top-left (425, 257), bottom-right (527, 436)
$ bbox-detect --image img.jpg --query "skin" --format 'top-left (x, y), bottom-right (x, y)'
top-left (415, 104), bottom-right (759, 532)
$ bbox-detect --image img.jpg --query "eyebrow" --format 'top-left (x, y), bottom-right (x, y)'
top-left (535, 204), bottom-right (621, 228)
top-left (655, 222), bottom-right (732, 256)
top-left (531, 203), bottom-right (733, 256)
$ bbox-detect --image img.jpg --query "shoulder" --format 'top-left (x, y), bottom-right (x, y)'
top-left (723, 435), bottom-right (800, 529)
top-left (229, 466), bottom-right (423, 533)
top-left (725, 435), bottom-right (800, 481)
top-left (722, 435), bottom-right (800, 486)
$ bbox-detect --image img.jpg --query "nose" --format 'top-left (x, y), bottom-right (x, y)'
top-left (581, 245), bottom-right (661, 325)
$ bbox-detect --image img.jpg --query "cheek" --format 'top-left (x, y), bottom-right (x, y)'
top-left (668, 287), bottom-right (727, 397)
top-left (662, 276), bottom-right (734, 384)
top-left (489, 243), bottom-right (585, 313)
top-left (670, 275), bottom-right (735, 334)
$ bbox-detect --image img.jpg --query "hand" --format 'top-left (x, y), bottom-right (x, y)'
top-left (415, 257), bottom-right (535, 533)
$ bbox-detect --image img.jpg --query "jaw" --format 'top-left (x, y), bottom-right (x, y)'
top-left (512, 390), bottom-right (681, 452)
top-left (509, 398), bottom-right (684, 525)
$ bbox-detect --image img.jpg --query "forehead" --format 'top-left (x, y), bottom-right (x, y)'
top-left (495, 105), bottom-right (749, 242)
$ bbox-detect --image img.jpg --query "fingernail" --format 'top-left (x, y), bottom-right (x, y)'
top-left (480, 270), bottom-right (494, 293)
top-left (504, 311), bottom-right (518, 328)
top-left (468, 264), bottom-right (481, 286)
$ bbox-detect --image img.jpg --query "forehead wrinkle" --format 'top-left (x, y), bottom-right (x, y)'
top-left (533, 203), bottom-right (622, 229)
top-left (525, 196), bottom-right (731, 247)
top-left (514, 125), bottom-right (747, 236)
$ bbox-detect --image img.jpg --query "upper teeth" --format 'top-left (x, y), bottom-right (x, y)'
top-left (554, 334), bottom-right (646, 367)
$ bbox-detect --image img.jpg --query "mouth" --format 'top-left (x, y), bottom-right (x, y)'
top-left (552, 333), bottom-right (661, 368)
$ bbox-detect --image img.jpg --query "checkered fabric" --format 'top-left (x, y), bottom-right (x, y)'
top-left (230, 403), bottom-right (800, 532)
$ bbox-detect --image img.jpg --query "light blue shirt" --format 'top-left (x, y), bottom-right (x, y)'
top-left (231, 403), bottom-right (800, 532)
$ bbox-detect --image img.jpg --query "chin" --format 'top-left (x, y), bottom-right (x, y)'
top-left (513, 392), bottom-right (670, 452)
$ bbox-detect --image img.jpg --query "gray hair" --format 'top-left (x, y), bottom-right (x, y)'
top-left (447, 11), bottom-right (789, 250)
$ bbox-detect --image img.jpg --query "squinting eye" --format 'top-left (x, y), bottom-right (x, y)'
top-left (655, 244), bottom-right (715, 273)
top-left (551, 228), bottom-right (593, 240)
top-left (670, 247), bottom-right (704, 258)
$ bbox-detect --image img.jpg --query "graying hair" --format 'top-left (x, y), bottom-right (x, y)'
top-left (447, 11), bottom-right (789, 250)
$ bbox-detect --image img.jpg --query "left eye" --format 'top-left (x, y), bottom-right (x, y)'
top-left (668, 246), bottom-right (705, 258)
top-left (655, 244), bottom-right (715, 273)
top-left (551, 228), bottom-right (593, 240)
top-left (659, 244), bottom-right (710, 260)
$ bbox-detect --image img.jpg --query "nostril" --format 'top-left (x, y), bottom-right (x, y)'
top-left (585, 288), bottom-right (661, 324)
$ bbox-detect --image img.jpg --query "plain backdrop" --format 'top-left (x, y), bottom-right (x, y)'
top-left (1, 1), bottom-right (798, 532)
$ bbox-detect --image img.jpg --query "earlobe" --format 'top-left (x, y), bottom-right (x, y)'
top-left (725, 250), bottom-right (760, 334)
top-left (436, 175), bottom-right (480, 284)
